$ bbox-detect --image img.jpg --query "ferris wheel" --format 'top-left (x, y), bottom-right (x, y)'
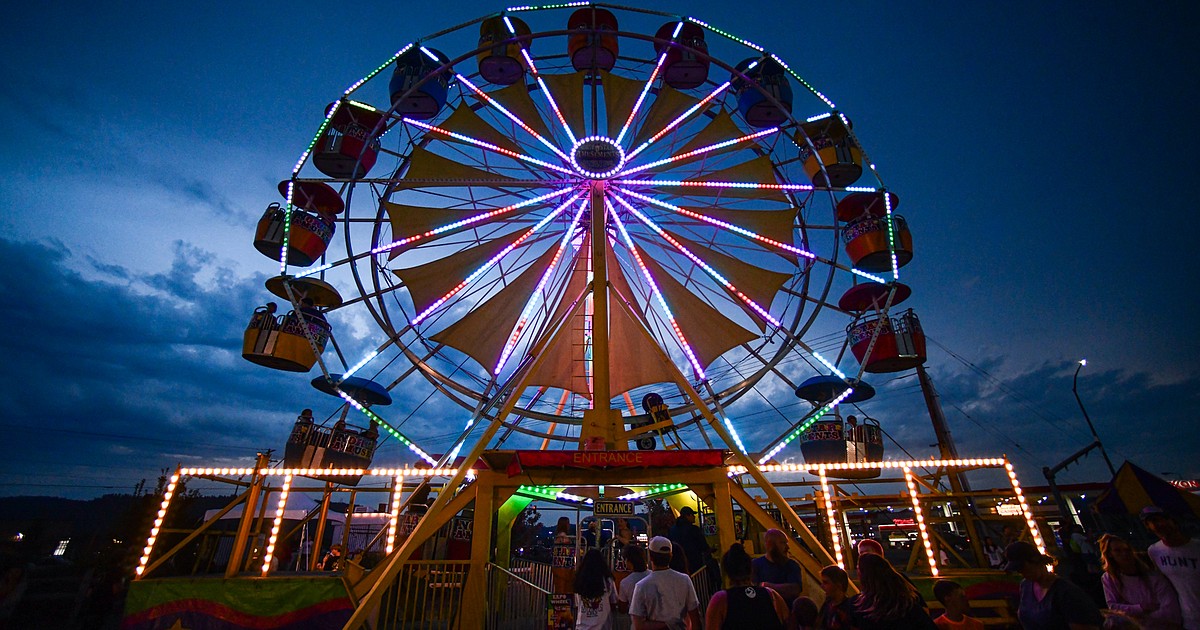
top-left (242, 4), bottom-right (924, 471)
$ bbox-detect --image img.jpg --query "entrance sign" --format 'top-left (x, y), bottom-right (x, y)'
top-left (594, 500), bottom-right (635, 517)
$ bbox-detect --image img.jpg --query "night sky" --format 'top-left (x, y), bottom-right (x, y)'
top-left (2, 2), bottom-right (1197, 500)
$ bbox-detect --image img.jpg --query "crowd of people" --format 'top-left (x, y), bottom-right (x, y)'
top-left (563, 506), bottom-right (1199, 630)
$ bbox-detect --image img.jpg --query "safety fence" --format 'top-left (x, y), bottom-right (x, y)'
top-left (375, 559), bottom-right (470, 629)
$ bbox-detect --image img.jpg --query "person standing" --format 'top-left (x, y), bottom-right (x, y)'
top-left (1098, 532), bottom-right (1181, 629)
top-left (982, 537), bottom-right (1004, 570)
top-left (751, 529), bottom-right (803, 606)
top-left (668, 507), bottom-right (708, 575)
top-left (618, 544), bottom-right (651, 613)
top-left (852, 553), bottom-right (936, 629)
top-left (1143, 507), bottom-right (1200, 630)
top-left (704, 543), bottom-right (788, 630)
top-left (1004, 541), bottom-right (1102, 629)
top-left (574, 549), bottom-right (619, 630)
top-left (815, 565), bottom-right (857, 630)
top-left (931, 580), bottom-right (984, 630)
top-left (629, 536), bottom-right (701, 630)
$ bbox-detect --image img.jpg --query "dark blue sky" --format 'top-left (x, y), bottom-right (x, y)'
top-left (1, 2), bottom-right (1197, 499)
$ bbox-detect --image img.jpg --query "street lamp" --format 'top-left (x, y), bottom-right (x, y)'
top-left (1072, 359), bottom-right (1116, 476)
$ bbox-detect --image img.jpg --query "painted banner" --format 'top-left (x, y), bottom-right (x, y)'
top-left (507, 449), bottom-right (725, 475)
top-left (122, 576), bottom-right (353, 630)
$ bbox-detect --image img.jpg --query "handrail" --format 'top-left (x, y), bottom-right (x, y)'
top-left (487, 562), bottom-right (551, 594)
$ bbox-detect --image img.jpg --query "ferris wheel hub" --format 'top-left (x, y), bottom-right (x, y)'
top-left (569, 136), bottom-right (625, 180)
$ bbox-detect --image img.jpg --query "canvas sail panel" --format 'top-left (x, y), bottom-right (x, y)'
top-left (659, 109), bottom-right (748, 168)
top-left (608, 287), bottom-right (678, 396)
top-left (439, 103), bottom-right (523, 154)
top-left (540, 72), bottom-right (587, 140)
top-left (631, 85), bottom-right (701, 148)
top-left (525, 246), bottom-right (591, 396)
top-left (678, 155), bottom-right (788, 202)
top-left (490, 82), bottom-right (555, 143)
top-left (601, 71), bottom-right (645, 139)
top-left (606, 239), bottom-right (645, 321)
top-left (430, 246), bottom-right (559, 371)
top-left (675, 205), bottom-right (797, 260)
top-left (639, 254), bottom-right (759, 369)
top-left (399, 147), bottom-right (517, 186)
top-left (393, 232), bottom-right (524, 315)
top-left (659, 228), bottom-right (792, 317)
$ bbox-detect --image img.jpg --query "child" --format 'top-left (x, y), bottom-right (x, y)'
top-left (933, 580), bottom-right (984, 630)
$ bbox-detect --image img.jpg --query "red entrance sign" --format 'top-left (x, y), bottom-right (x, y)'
top-left (506, 449), bottom-right (726, 476)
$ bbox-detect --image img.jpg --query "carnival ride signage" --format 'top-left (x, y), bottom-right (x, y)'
top-left (593, 500), bottom-right (636, 517)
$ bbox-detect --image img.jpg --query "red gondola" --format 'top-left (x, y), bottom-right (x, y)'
top-left (252, 180), bottom-right (342, 267)
top-left (568, 8), bottom-right (618, 72)
top-left (843, 215), bottom-right (913, 272)
top-left (654, 22), bottom-right (708, 89)
top-left (313, 101), bottom-right (384, 179)
top-left (847, 309), bottom-right (926, 373)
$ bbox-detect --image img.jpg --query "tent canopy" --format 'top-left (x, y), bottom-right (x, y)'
top-left (1094, 461), bottom-right (1200, 519)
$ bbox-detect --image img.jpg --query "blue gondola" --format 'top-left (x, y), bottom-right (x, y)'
top-left (732, 57), bottom-right (792, 128)
top-left (390, 47), bottom-right (453, 120)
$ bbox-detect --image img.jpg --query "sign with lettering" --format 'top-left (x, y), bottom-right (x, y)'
top-left (594, 500), bottom-right (636, 517)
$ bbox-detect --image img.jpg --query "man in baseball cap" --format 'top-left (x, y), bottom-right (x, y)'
top-left (629, 536), bottom-right (701, 629)
top-left (1004, 540), bottom-right (1102, 627)
top-left (1142, 507), bottom-right (1200, 629)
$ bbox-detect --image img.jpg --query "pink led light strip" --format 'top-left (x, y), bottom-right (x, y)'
top-left (402, 117), bottom-right (572, 174)
top-left (609, 193), bottom-right (780, 328)
top-left (609, 202), bottom-right (706, 379)
top-left (515, 47), bottom-right (578, 146)
top-left (618, 127), bottom-right (780, 177)
top-left (616, 22), bottom-right (683, 146)
top-left (456, 74), bottom-right (570, 161)
top-left (412, 191), bottom-right (584, 325)
top-left (371, 188), bottom-right (572, 256)
top-left (495, 199), bottom-right (589, 375)
top-left (615, 187), bottom-right (815, 261)
top-left (626, 81), bottom-right (732, 161)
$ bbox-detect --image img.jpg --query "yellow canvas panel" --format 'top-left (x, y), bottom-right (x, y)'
top-left (539, 72), bottom-right (587, 140)
top-left (680, 155), bottom-right (788, 202)
top-left (630, 85), bottom-right (701, 148)
top-left (431, 246), bottom-right (559, 371)
top-left (674, 205), bottom-right (797, 260)
top-left (400, 147), bottom-right (518, 185)
top-left (439, 103), bottom-right (523, 154)
top-left (393, 230), bottom-right (524, 315)
top-left (638, 254), bottom-right (759, 369)
top-left (490, 82), bottom-right (555, 142)
top-left (601, 71), bottom-right (645, 139)
top-left (659, 228), bottom-right (792, 317)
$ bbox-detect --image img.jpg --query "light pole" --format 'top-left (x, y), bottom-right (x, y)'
top-left (1072, 359), bottom-right (1117, 477)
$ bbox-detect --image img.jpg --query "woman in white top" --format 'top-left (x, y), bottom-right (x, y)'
top-left (1098, 533), bottom-right (1182, 630)
top-left (574, 548), bottom-right (619, 630)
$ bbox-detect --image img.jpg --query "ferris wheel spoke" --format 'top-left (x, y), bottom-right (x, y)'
top-left (618, 126), bottom-right (781, 177)
top-left (456, 73), bottom-right (570, 161)
top-left (611, 191), bottom-right (779, 328)
top-left (625, 80), bottom-right (731, 161)
top-left (409, 191), bottom-right (584, 325)
top-left (494, 199), bottom-right (589, 376)
top-left (608, 203), bottom-right (706, 380)
top-left (374, 188), bottom-right (575, 257)
top-left (614, 187), bottom-right (811, 260)
top-left (614, 21), bottom-right (682, 146)
top-left (401, 117), bottom-right (573, 175)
